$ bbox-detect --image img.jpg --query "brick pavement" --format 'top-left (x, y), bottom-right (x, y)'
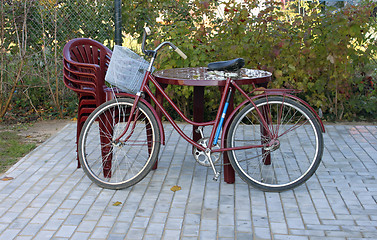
top-left (0, 123), bottom-right (376, 239)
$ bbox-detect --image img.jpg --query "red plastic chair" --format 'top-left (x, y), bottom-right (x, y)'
top-left (63, 39), bottom-right (158, 175)
top-left (63, 38), bottom-right (112, 167)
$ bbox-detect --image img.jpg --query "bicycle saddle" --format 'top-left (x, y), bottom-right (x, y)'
top-left (207, 58), bottom-right (245, 72)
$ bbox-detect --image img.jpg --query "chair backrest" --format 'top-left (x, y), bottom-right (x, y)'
top-left (63, 60), bottom-right (97, 97)
top-left (63, 38), bottom-right (112, 105)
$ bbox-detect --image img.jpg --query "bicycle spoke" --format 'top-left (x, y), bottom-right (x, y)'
top-left (79, 98), bottom-right (161, 189)
top-left (227, 97), bottom-right (323, 191)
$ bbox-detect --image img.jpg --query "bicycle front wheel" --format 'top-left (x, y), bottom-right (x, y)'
top-left (78, 98), bottom-right (161, 189)
top-left (227, 96), bottom-right (323, 192)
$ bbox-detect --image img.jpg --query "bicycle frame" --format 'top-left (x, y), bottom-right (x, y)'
top-left (118, 69), bottom-right (313, 154)
top-left (113, 28), bottom-right (325, 154)
top-left (78, 28), bottom-right (326, 190)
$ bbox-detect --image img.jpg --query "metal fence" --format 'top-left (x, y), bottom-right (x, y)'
top-left (29, 0), bottom-right (114, 49)
top-left (1, 0), bottom-right (116, 119)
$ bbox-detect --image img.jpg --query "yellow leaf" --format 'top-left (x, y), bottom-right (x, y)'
top-left (327, 54), bottom-right (335, 64)
top-left (274, 70), bottom-right (283, 79)
top-left (1, 176), bottom-right (14, 181)
top-left (113, 201), bottom-right (122, 206)
top-left (253, 87), bottom-right (266, 95)
top-left (170, 185), bottom-right (182, 192)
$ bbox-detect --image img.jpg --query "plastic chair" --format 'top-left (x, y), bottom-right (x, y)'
top-left (63, 38), bottom-right (112, 167)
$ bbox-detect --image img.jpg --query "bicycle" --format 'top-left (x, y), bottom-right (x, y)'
top-left (78, 27), bottom-right (325, 192)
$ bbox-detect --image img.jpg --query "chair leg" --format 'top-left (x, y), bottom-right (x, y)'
top-left (99, 112), bottom-right (113, 178)
top-left (76, 119), bottom-right (81, 168)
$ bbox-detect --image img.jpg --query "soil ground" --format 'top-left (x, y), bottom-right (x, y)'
top-left (0, 119), bottom-right (73, 145)
top-left (18, 119), bottom-right (73, 144)
top-left (0, 119), bottom-right (72, 174)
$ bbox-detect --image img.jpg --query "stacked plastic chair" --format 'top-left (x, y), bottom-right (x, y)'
top-left (63, 38), bottom-right (112, 168)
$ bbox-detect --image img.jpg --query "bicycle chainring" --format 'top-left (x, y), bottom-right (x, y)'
top-left (193, 137), bottom-right (221, 167)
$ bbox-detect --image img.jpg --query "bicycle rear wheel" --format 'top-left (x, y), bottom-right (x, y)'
top-left (78, 98), bottom-right (161, 189)
top-left (227, 96), bottom-right (323, 192)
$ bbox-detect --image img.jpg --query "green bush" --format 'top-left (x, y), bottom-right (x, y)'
top-left (2, 0), bottom-right (376, 122)
top-left (152, 0), bottom-right (377, 121)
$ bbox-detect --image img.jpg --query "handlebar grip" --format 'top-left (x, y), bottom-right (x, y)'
top-left (145, 26), bottom-right (151, 36)
top-left (175, 47), bottom-right (187, 59)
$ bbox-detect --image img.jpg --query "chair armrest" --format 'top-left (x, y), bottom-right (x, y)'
top-left (63, 60), bottom-right (97, 79)
top-left (63, 56), bottom-right (101, 73)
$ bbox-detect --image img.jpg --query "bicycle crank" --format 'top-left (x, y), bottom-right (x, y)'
top-left (193, 138), bottom-right (221, 167)
top-left (205, 149), bottom-right (221, 181)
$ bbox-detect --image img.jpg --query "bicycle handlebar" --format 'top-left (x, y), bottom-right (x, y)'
top-left (141, 26), bottom-right (187, 60)
top-left (174, 47), bottom-right (187, 59)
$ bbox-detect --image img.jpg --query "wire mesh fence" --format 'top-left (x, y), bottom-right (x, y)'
top-left (0, 0), bottom-right (115, 120)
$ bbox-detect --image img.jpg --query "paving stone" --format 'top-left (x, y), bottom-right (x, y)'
top-left (182, 224), bottom-right (200, 237)
top-left (200, 218), bottom-right (217, 231)
top-left (19, 231), bottom-right (46, 240)
top-left (18, 223), bottom-right (43, 236)
top-left (42, 219), bottom-right (64, 231)
top-left (235, 220), bottom-right (252, 232)
top-left (54, 225), bottom-right (77, 238)
top-left (162, 229), bottom-right (181, 239)
top-left (199, 230), bottom-right (216, 240)
top-left (270, 221), bottom-right (288, 234)
top-left (254, 227), bottom-right (271, 239)
top-left (75, 220), bottom-right (98, 233)
top-left (70, 231), bottom-right (91, 240)
top-left (0, 124), bottom-right (376, 239)
top-left (218, 225), bottom-right (234, 238)
top-left (274, 235), bottom-right (309, 240)
top-left (90, 227), bottom-right (111, 239)
top-left (165, 218), bottom-right (183, 230)
top-left (0, 229), bottom-right (20, 240)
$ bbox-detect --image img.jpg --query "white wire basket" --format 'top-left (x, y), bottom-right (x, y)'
top-left (105, 45), bottom-right (154, 94)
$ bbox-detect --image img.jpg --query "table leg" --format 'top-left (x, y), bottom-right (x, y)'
top-left (193, 86), bottom-right (204, 143)
top-left (220, 86), bottom-right (235, 184)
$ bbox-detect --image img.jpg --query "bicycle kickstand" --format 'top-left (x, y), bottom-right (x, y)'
top-left (205, 149), bottom-right (220, 181)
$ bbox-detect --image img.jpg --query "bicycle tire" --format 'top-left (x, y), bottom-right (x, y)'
top-left (78, 98), bottom-right (161, 189)
top-left (226, 96), bottom-right (323, 192)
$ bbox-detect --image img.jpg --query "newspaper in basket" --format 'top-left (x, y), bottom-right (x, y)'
top-left (105, 45), bottom-right (154, 94)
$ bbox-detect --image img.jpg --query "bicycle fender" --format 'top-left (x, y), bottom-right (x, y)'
top-left (255, 90), bottom-right (325, 133)
top-left (220, 93), bottom-right (325, 149)
top-left (111, 92), bottom-right (166, 145)
top-left (140, 98), bottom-right (166, 145)
top-left (284, 94), bottom-right (325, 133)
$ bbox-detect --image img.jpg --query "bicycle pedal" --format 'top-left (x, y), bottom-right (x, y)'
top-left (213, 172), bottom-right (220, 181)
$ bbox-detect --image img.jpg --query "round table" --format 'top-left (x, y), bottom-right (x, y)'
top-left (153, 67), bottom-right (272, 183)
top-left (153, 67), bottom-right (271, 86)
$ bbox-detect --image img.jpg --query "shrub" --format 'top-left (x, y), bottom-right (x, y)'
top-left (1, 0), bottom-right (376, 122)
top-left (153, 0), bottom-right (377, 121)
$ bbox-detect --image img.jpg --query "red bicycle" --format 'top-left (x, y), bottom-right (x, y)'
top-left (78, 27), bottom-right (325, 192)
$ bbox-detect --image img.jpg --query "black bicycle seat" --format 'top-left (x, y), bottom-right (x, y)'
top-left (207, 58), bottom-right (245, 72)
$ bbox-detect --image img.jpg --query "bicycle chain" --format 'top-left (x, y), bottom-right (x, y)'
top-left (206, 152), bottom-right (271, 167)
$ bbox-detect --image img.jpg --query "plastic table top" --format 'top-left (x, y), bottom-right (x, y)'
top-left (153, 67), bottom-right (272, 86)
